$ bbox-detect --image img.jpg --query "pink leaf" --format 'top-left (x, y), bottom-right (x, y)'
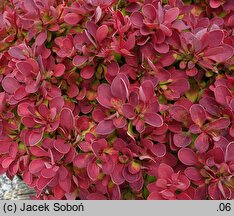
top-left (178, 148), bottom-right (198, 165)
top-left (2, 76), bottom-right (20, 94)
top-left (204, 45), bottom-right (234, 62)
top-left (73, 55), bottom-right (88, 67)
top-left (111, 164), bottom-right (125, 185)
top-left (29, 159), bottom-right (45, 174)
top-left (164, 7), bottom-right (179, 24)
top-left (139, 80), bottom-right (154, 102)
top-left (184, 167), bottom-right (202, 181)
top-left (54, 140), bottom-right (70, 154)
top-left (151, 143), bottom-right (166, 157)
top-left (157, 163), bottom-right (174, 179)
top-left (144, 112), bottom-right (163, 127)
top-left (96, 25), bottom-right (108, 43)
top-left (194, 132), bottom-right (209, 153)
top-left (80, 66), bottom-right (95, 79)
top-left (97, 84), bottom-right (112, 108)
top-left (87, 161), bottom-right (100, 181)
top-left (190, 104), bottom-right (206, 127)
top-left (130, 12), bottom-right (144, 28)
top-left (64, 13), bottom-right (81, 25)
top-left (95, 120), bottom-right (115, 135)
top-left (60, 108), bottom-right (74, 131)
top-left (225, 141), bottom-right (234, 162)
top-left (142, 4), bottom-right (157, 20)
top-left (35, 31), bottom-right (47, 46)
top-left (214, 85), bottom-right (232, 106)
top-left (173, 133), bottom-right (192, 147)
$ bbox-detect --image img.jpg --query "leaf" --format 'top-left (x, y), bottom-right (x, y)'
top-left (214, 85), bottom-right (232, 106)
top-left (225, 141), bottom-right (234, 162)
top-left (144, 112), bottom-right (163, 127)
top-left (184, 167), bottom-right (202, 181)
top-left (111, 73), bottom-right (129, 101)
top-left (142, 4), bottom-right (157, 20)
top-left (73, 154), bottom-right (92, 168)
top-left (151, 143), bottom-right (166, 157)
top-left (28, 130), bottom-right (43, 146)
top-left (207, 117), bottom-right (230, 131)
top-left (73, 55), bottom-right (88, 67)
top-left (190, 104), bottom-right (206, 127)
top-left (130, 12), bottom-right (144, 28)
top-left (35, 31), bottom-right (47, 46)
top-left (64, 13), bottom-right (81, 25)
top-left (178, 148), bottom-right (198, 165)
top-left (95, 120), bottom-right (115, 135)
top-left (122, 103), bottom-right (135, 119)
top-left (194, 132), bottom-right (209, 153)
top-left (87, 161), bottom-right (100, 180)
top-left (2, 76), bottom-right (20, 94)
top-left (96, 25), bottom-right (109, 43)
top-left (173, 133), bottom-right (192, 147)
top-left (80, 66), bottom-right (95, 79)
top-left (111, 164), bottom-right (125, 185)
top-left (139, 80), bottom-right (154, 102)
top-left (60, 108), bottom-right (74, 131)
top-left (53, 140), bottom-right (70, 154)
top-left (157, 163), bottom-right (174, 179)
top-left (164, 7), bottom-right (179, 24)
top-left (29, 159), bottom-right (45, 174)
top-left (204, 44), bottom-right (234, 62)
top-left (41, 168), bottom-right (57, 179)
top-left (97, 84), bottom-right (112, 108)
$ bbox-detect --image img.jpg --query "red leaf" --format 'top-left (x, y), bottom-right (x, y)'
top-left (122, 103), bottom-right (135, 119)
top-left (73, 154), bottom-right (92, 168)
top-left (111, 164), bottom-right (125, 185)
top-left (194, 132), bottom-right (209, 153)
top-left (225, 141), bottom-right (234, 162)
top-left (37, 176), bottom-right (53, 190)
top-left (96, 25), bottom-right (108, 43)
top-left (87, 161), bottom-right (100, 181)
top-left (144, 112), bottom-right (163, 127)
top-left (60, 108), bottom-right (74, 131)
top-left (35, 31), bottom-right (47, 46)
top-left (29, 159), bottom-right (45, 174)
top-left (28, 130), bottom-right (43, 146)
top-left (80, 66), bottom-right (95, 79)
top-left (64, 13), bottom-right (81, 25)
top-left (142, 4), bottom-right (157, 20)
top-left (97, 84), bottom-right (112, 108)
top-left (111, 73), bottom-right (129, 101)
top-left (184, 167), bottom-right (202, 181)
top-left (207, 117), bottom-right (230, 131)
top-left (41, 168), bottom-right (57, 179)
top-left (204, 44), bottom-right (234, 62)
top-left (2, 76), bottom-right (20, 94)
top-left (151, 143), bottom-right (166, 157)
top-left (73, 55), bottom-right (88, 67)
top-left (214, 85), bottom-right (232, 106)
top-left (54, 140), bottom-right (70, 154)
top-left (190, 104), bottom-right (206, 127)
top-left (157, 163), bottom-right (174, 179)
top-left (164, 7), bottom-right (179, 24)
top-left (173, 133), bottom-right (192, 147)
top-left (139, 80), bottom-right (154, 102)
top-left (178, 148), bottom-right (198, 165)
top-left (130, 12), bottom-right (144, 28)
top-left (95, 120), bottom-right (115, 135)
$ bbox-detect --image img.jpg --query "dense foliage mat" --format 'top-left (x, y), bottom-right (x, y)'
top-left (0, 0), bottom-right (234, 200)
